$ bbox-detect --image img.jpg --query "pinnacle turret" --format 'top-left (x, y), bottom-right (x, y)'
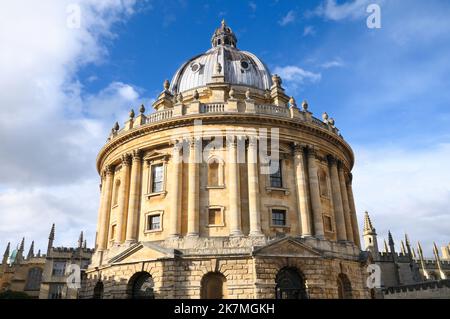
top-left (27, 241), bottom-right (34, 259)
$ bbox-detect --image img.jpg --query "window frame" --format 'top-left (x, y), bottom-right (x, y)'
top-left (206, 206), bottom-right (225, 227)
top-left (206, 156), bottom-right (225, 189)
top-left (144, 210), bottom-right (164, 233)
top-left (323, 214), bottom-right (334, 233)
top-left (145, 155), bottom-right (168, 198)
top-left (264, 154), bottom-right (290, 195)
top-left (52, 261), bottom-right (66, 277)
top-left (268, 206), bottom-right (290, 228)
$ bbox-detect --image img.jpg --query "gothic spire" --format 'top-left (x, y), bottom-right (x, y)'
top-left (2, 242), bottom-right (10, 264)
top-left (47, 223), bottom-right (55, 255)
top-left (19, 237), bottom-right (25, 252)
top-left (27, 241), bottom-right (35, 259)
top-left (78, 231), bottom-right (84, 249)
top-left (363, 211), bottom-right (375, 233)
top-left (400, 240), bottom-right (406, 255)
top-left (384, 239), bottom-right (389, 253)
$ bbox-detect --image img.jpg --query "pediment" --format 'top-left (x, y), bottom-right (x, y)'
top-left (144, 150), bottom-right (169, 161)
top-left (108, 242), bottom-right (179, 264)
top-left (253, 237), bottom-right (322, 258)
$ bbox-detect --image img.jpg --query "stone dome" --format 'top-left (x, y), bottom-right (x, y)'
top-left (170, 20), bottom-right (272, 94)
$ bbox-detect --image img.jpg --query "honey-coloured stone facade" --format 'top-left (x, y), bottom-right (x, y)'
top-left (81, 21), bottom-right (369, 299)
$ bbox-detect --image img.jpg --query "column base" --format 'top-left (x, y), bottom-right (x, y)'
top-left (125, 239), bottom-right (137, 245)
top-left (230, 231), bottom-right (244, 237)
top-left (186, 233), bottom-right (199, 237)
top-left (249, 231), bottom-right (264, 237)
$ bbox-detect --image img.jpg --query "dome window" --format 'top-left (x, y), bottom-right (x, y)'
top-left (190, 62), bottom-right (202, 73)
top-left (240, 60), bottom-right (250, 71)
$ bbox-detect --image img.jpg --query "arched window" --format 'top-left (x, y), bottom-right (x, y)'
top-left (275, 267), bottom-right (308, 299)
top-left (113, 179), bottom-right (121, 206)
top-left (318, 170), bottom-right (328, 197)
top-left (127, 272), bottom-right (155, 299)
top-left (337, 273), bottom-right (353, 299)
top-left (93, 281), bottom-right (104, 299)
top-left (24, 267), bottom-right (42, 291)
top-left (201, 272), bottom-right (227, 299)
top-left (207, 157), bottom-right (224, 187)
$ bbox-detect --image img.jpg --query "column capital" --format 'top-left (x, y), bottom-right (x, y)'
top-left (306, 145), bottom-right (317, 158)
top-left (226, 135), bottom-right (238, 147)
top-left (291, 142), bottom-right (307, 154)
top-left (121, 153), bottom-right (132, 166)
top-left (103, 165), bottom-right (115, 176)
top-left (132, 149), bottom-right (144, 161)
top-left (248, 135), bottom-right (258, 147)
top-left (327, 154), bottom-right (338, 166)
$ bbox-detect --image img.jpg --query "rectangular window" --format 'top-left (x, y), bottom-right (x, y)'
top-left (52, 261), bottom-right (66, 276)
top-left (208, 208), bottom-right (222, 226)
top-left (271, 209), bottom-right (287, 226)
top-left (151, 164), bottom-right (164, 193)
top-left (324, 215), bottom-right (333, 232)
top-left (48, 284), bottom-right (64, 299)
top-left (269, 160), bottom-right (283, 188)
top-left (110, 224), bottom-right (116, 240)
top-left (147, 214), bottom-right (161, 231)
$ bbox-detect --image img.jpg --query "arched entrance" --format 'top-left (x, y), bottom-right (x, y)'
top-left (201, 272), bottom-right (227, 299)
top-left (275, 267), bottom-right (308, 299)
top-left (337, 273), bottom-right (352, 299)
top-left (128, 272), bottom-right (155, 299)
top-left (93, 281), bottom-right (104, 299)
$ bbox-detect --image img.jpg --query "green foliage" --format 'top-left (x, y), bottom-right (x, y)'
top-left (0, 290), bottom-right (32, 299)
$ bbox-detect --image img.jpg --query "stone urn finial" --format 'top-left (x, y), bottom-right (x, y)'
top-left (322, 112), bottom-right (329, 122)
top-left (177, 92), bottom-right (183, 103)
top-left (163, 79), bottom-right (170, 91)
top-left (139, 104), bottom-right (145, 114)
top-left (272, 74), bottom-right (282, 87)
top-left (328, 118), bottom-right (335, 127)
top-left (193, 89), bottom-right (200, 100)
top-left (289, 96), bottom-right (297, 108)
top-left (215, 62), bottom-right (222, 75)
top-left (302, 100), bottom-right (309, 111)
top-left (114, 121), bottom-right (120, 132)
top-left (229, 87), bottom-right (235, 99)
top-left (245, 88), bottom-right (251, 100)
top-left (129, 109), bottom-right (135, 119)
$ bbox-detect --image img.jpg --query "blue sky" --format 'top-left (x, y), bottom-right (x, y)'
top-left (0, 0), bottom-right (449, 256)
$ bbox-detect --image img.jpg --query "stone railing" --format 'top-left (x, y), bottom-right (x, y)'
top-left (111, 100), bottom-right (341, 139)
top-left (255, 104), bottom-right (289, 117)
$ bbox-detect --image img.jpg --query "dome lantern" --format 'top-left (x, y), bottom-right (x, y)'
top-left (211, 19), bottom-right (237, 48)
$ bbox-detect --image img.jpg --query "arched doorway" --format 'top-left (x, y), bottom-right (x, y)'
top-left (93, 281), bottom-right (104, 299)
top-left (275, 267), bottom-right (308, 299)
top-left (337, 273), bottom-right (353, 299)
top-left (201, 272), bottom-right (227, 299)
top-left (128, 272), bottom-right (155, 299)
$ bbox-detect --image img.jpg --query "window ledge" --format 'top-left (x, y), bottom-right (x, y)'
top-left (144, 229), bottom-right (163, 234)
top-left (206, 185), bottom-right (225, 190)
top-left (145, 191), bottom-right (167, 198)
top-left (206, 224), bottom-right (225, 228)
top-left (266, 187), bottom-right (290, 195)
top-left (270, 225), bottom-right (290, 229)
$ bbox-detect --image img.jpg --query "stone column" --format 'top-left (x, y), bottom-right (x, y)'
top-left (307, 148), bottom-right (324, 238)
top-left (187, 137), bottom-right (200, 236)
top-left (228, 136), bottom-right (243, 236)
top-left (98, 165), bottom-right (114, 251)
top-left (346, 174), bottom-right (361, 248)
top-left (115, 154), bottom-right (131, 245)
top-left (338, 163), bottom-right (354, 243)
top-left (247, 136), bottom-right (262, 236)
top-left (125, 149), bottom-right (143, 244)
top-left (95, 174), bottom-right (106, 249)
top-left (169, 143), bottom-right (182, 237)
top-left (293, 144), bottom-right (312, 236)
top-left (328, 156), bottom-right (347, 241)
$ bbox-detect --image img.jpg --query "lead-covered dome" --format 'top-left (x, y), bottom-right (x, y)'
top-left (170, 20), bottom-right (272, 94)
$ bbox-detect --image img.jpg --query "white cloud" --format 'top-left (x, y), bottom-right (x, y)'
top-left (249, 1), bottom-right (257, 12)
top-left (273, 65), bottom-right (321, 92)
top-left (303, 25), bottom-right (316, 37)
top-left (320, 59), bottom-right (344, 69)
top-left (279, 10), bottom-right (296, 26)
top-left (353, 143), bottom-right (450, 255)
top-left (315, 0), bottom-right (374, 21)
top-left (0, 0), bottom-right (149, 252)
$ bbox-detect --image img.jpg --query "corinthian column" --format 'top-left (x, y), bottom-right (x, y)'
top-left (328, 156), bottom-right (347, 241)
top-left (293, 144), bottom-right (312, 236)
top-left (187, 137), bottom-right (200, 236)
top-left (125, 149), bottom-right (143, 244)
top-left (98, 165), bottom-right (114, 251)
top-left (95, 174), bottom-right (106, 250)
top-left (307, 148), bottom-right (324, 238)
top-left (338, 163), bottom-right (354, 243)
top-left (115, 154), bottom-right (131, 245)
top-left (247, 136), bottom-right (262, 236)
top-left (346, 174), bottom-right (361, 248)
top-left (169, 142), bottom-right (182, 237)
top-left (228, 136), bottom-right (243, 236)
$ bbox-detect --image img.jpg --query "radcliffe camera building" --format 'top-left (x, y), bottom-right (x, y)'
top-left (81, 21), bottom-right (367, 299)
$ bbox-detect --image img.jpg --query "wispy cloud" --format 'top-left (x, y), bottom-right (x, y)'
top-left (273, 65), bottom-right (321, 92)
top-left (315, 0), bottom-right (374, 21)
top-left (320, 58), bottom-right (344, 69)
top-left (303, 25), bottom-right (316, 37)
top-left (249, 1), bottom-right (257, 12)
top-left (279, 10), bottom-right (296, 26)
